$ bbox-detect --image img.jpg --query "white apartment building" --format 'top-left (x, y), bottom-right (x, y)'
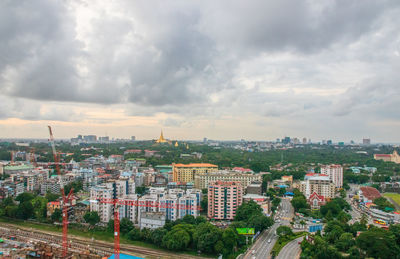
top-left (321, 164), bottom-right (343, 188)
top-left (300, 174), bottom-right (335, 199)
top-left (137, 194), bottom-right (159, 224)
top-left (178, 194), bottom-right (199, 218)
top-left (159, 194), bottom-right (179, 221)
top-left (90, 185), bottom-right (113, 222)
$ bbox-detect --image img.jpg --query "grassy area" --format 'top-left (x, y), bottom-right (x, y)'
top-left (383, 193), bottom-right (400, 208)
top-left (0, 218), bottom-right (212, 257)
top-left (271, 231), bottom-right (307, 257)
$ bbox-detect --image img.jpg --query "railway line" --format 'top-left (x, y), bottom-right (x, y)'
top-left (0, 223), bottom-right (207, 259)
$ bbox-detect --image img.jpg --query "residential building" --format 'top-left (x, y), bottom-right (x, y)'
top-left (139, 212), bottom-right (166, 229)
top-left (194, 170), bottom-right (261, 190)
top-left (90, 185), bottom-right (113, 223)
top-left (208, 181), bottom-right (243, 220)
top-left (358, 186), bottom-right (381, 203)
top-left (159, 194), bottom-right (179, 221)
top-left (173, 163), bottom-right (218, 183)
top-left (321, 164), bottom-right (343, 188)
top-left (300, 174), bottom-right (335, 199)
top-left (246, 182), bottom-right (262, 195)
top-left (178, 194), bottom-right (199, 218)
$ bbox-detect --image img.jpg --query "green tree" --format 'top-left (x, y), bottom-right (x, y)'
top-left (247, 214), bottom-right (274, 232)
top-left (182, 215), bottom-right (196, 225)
top-left (16, 201), bottom-right (34, 220)
top-left (45, 192), bottom-right (60, 202)
top-left (356, 228), bottom-right (399, 258)
top-left (51, 208), bottom-right (62, 222)
top-left (120, 217), bottom-right (134, 234)
top-left (16, 192), bottom-right (35, 203)
top-left (127, 228), bottom-right (141, 241)
top-left (276, 225), bottom-right (293, 237)
top-left (107, 219), bottom-right (114, 232)
top-left (200, 195), bottom-right (208, 212)
top-left (151, 228), bottom-right (167, 244)
top-left (162, 228), bottom-right (191, 251)
top-left (84, 211), bottom-right (100, 226)
top-left (135, 186), bottom-right (146, 195)
top-left (235, 200), bottom-right (262, 222)
top-left (335, 233), bottom-right (354, 252)
top-left (193, 222), bottom-right (222, 253)
top-left (222, 228), bottom-right (238, 255)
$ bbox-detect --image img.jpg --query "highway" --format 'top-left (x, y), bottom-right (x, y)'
top-left (244, 197), bottom-right (294, 259)
top-left (276, 236), bottom-right (303, 259)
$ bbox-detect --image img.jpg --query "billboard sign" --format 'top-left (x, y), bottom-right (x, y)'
top-left (236, 228), bottom-right (255, 235)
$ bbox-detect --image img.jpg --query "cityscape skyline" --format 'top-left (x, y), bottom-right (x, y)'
top-left (1, 1), bottom-right (400, 141)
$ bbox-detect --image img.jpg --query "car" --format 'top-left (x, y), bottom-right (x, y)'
top-left (252, 250), bottom-right (255, 255)
top-left (268, 239), bottom-right (271, 243)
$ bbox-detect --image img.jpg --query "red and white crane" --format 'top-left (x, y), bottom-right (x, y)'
top-left (48, 125), bottom-right (74, 257)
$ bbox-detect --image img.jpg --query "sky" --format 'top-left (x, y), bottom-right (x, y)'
top-left (0, 0), bottom-right (400, 142)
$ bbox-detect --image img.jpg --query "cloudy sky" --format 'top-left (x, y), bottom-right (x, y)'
top-left (1, 0), bottom-right (399, 142)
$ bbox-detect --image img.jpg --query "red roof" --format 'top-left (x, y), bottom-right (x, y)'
top-left (125, 149), bottom-right (142, 153)
top-left (375, 154), bottom-right (391, 157)
top-left (360, 186), bottom-right (381, 200)
top-left (308, 192), bottom-right (325, 201)
top-left (306, 173), bottom-right (329, 177)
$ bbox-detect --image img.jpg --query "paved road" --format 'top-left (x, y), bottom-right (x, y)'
top-left (276, 236), bottom-right (303, 259)
top-left (244, 198), bottom-right (294, 259)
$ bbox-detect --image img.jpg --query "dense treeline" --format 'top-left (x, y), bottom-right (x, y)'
top-left (104, 200), bottom-right (273, 258)
top-left (301, 220), bottom-right (400, 258)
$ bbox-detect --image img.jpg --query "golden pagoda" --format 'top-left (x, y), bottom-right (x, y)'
top-left (174, 141), bottom-right (179, 147)
top-left (156, 130), bottom-right (168, 143)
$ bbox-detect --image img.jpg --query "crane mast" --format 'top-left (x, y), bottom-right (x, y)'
top-left (48, 126), bottom-right (73, 257)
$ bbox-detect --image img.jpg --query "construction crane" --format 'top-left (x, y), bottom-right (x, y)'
top-left (98, 194), bottom-right (200, 259)
top-left (48, 125), bottom-right (74, 258)
top-left (29, 148), bottom-right (38, 167)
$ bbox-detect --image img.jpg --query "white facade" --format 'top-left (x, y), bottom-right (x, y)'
top-left (178, 194), bottom-right (199, 218)
top-left (321, 165), bottom-right (343, 188)
top-left (159, 194), bottom-right (178, 221)
top-left (90, 185), bottom-right (113, 222)
top-left (300, 175), bottom-right (335, 199)
top-left (139, 212), bottom-right (166, 230)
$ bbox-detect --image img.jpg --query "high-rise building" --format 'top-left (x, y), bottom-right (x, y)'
top-left (159, 194), bottom-right (179, 221)
top-left (320, 164), bottom-right (343, 188)
top-left (302, 138), bottom-right (307, 144)
top-left (90, 185), bottom-right (113, 222)
top-left (83, 135), bottom-right (97, 142)
top-left (208, 181), bottom-right (243, 220)
top-left (173, 163), bottom-right (218, 183)
top-left (131, 136), bottom-right (136, 141)
top-left (300, 174), bottom-right (336, 199)
top-left (363, 138), bottom-right (371, 145)
top-left (282, 137), bottom-right (291, 144)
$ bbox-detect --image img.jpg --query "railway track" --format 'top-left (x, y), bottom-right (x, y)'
top-left (0, 223), bottom-right (208, 259)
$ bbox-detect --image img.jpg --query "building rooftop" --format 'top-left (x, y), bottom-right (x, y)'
top-left (174, 163), bottom-right (217, 168)
top-left (360, 186), bottom-right (381, 200)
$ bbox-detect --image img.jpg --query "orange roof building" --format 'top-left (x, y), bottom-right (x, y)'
top-left (173, 163), bottom-right (218, 183)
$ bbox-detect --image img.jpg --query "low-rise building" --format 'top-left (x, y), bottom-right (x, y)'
top-left (139, 212), bottom-right (166, 229)
top-left (194, 170), bottom-right (261, 190)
